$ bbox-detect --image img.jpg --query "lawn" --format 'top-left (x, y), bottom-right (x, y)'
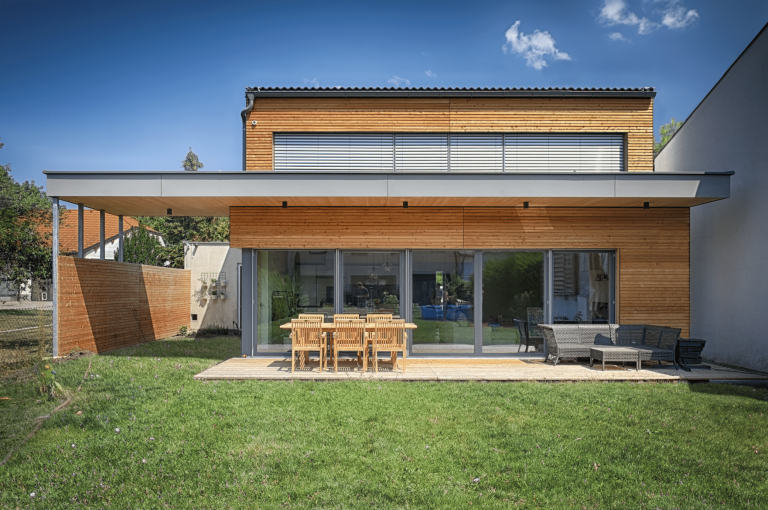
top-left (1, 337), bottom-right (767, 509)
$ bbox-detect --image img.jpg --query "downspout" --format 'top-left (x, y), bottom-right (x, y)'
top-left (240, 91), bottom-right (255, 171)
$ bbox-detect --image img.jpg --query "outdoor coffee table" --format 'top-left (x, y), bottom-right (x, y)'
top-left (589, 347), bottom-right (640, 371)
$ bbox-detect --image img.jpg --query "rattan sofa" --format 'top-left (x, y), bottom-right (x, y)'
top-left (538, 324), bottom-right (681, 369)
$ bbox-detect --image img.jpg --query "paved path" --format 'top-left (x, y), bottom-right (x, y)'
top-left (194, 357), bottom-right (768, 382)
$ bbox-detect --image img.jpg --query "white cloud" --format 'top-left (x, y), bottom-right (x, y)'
top-left (302, 77), bottom-right (320, 87)
top-left (598, 0), bottom-right (699, 34)
top-left (608, 32), bottom-right (628, 41)
top-left (502, 21), bottom-right (571, 70)
top-left (660, 0), bottom-right (699, 29)
top-left (425, 70), bottom-right (437, 78)
top-left (387, 75), bottom-right (411, 87)
top-left (598, 0), bottom-right (657, 34)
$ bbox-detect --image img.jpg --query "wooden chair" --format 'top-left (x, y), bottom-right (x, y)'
top-left (372, 319), bottom-right (407, 373)
top-left (290, 319), bottom-right (326, 373)
top-left (364, 313), bottom-right (393, 356)
top-left (298, 314), bottom-right (325, 321)
top-left (333, 314), bottom-right (360, 321)
top-left (332, 314), bottom-right (361, 361)
top-left (331, 319), bottom-right (366, 373)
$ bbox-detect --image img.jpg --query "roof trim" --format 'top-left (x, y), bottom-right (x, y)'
top-left (43, 170), bottom-right (731, 176)
top-left (245, 86), bottom-right (657, 99)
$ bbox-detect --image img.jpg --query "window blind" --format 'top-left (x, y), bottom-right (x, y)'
top-left (274, 133), bottom-right (624, 171)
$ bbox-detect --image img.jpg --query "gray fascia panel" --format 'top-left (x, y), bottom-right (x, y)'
top-left (45, 171), bottom-right (731, 201)
top-left (160, 172), bottom-right (389, 198)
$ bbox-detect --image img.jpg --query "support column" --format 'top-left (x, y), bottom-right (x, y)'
top-left (52, 197), bottom-right (59, 358)
top-left (118, 215), bottom-right (124, 262)
top-left (241, 249), bottom-right (255, 356)
top-left (99, 210), bottom-right (105, 260)
top-left (77, 203), bottom-right (84, 258)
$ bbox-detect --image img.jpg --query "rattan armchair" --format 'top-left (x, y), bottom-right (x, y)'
top-left (372, 319), bottom-right (407, 373)
top-left (331, 319), bottom-right (366, 373)
top-left (290, 319), bottom-right (326, 373)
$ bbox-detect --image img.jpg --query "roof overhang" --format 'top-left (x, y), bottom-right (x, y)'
top-left (45, 171), bottom-right (731, 217)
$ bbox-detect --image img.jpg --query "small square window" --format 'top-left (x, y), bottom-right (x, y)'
top-left (191, 314), bottom-right (198, 321)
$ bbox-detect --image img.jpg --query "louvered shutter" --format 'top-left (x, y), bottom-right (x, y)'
top-left (394, 134), bottom-right (448, 171)
top-left (274, 133), bottom-right (393, 170)
top-left (449, 134), bottom-right (503, 171)
top-left (504, 134), bottom-right (624, 172)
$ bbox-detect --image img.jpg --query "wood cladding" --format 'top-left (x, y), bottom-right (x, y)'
top-left (231, 206), bottom-right (689, 335)
top-left (245, 97), bottom-right (653, 172)
top-left (57, 257), bottom-right (190, 354)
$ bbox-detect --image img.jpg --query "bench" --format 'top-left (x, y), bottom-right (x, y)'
top-left (538, 324), bottom-right (681, 370)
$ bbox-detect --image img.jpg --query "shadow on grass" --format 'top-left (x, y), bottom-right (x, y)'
top-left (104, 336), bottom-right (241, 361)
top-left (688, 381), bottom-right (768, 402)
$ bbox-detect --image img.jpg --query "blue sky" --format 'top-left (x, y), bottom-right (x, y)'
top-left (1, 0), bottom-right (766, 191)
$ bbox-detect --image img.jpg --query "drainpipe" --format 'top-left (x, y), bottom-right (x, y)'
top-left (240, 91), bottom-right (255, 171)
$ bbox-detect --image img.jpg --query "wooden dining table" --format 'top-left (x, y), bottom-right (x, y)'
top-left (280, 321), bottom-right (417, 368)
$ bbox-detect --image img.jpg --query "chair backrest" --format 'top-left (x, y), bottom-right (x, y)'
top-left (578, 324), bottom-right (613, 346)
top-left (290, 319), bottom-right (323, 348)
top-left (613, 324), bottom-right (645, 346)
top-left (298, 314), bottom-right (324, 322)
top-left (513, 319), bottom-right (529, 343)
top-left (334, 319), bottom-right (366, 350)
top-left (334, 314), bottom-right (360, 322)
top-left (645, 325), bottom-right (681, 350)
top-left (548, 324), bottom-right (580, 344)
top-left (374, 319), bottom-right (406, 348)
top-left (366, 313), bottom-right (393, 323)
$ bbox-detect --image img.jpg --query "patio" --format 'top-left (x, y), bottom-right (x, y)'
top-left (193, 357), bottom-right (768, 382)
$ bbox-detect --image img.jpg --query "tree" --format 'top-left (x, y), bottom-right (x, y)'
top-left (181, 147), bottom-right (204, 172)
top-left (116, 224), bottom-right (163, 265)
top-left (654, 118), bottom-right (683, 155)
top-left (135, 216), bottom-right (229, 268)
top-left (0, 138), bottom-right (54, 298)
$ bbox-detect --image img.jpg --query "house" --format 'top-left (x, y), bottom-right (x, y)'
top-left (57, 209), bottom-right (164, 260)
top-left (654, 23), bottom-right (768, 372)
top-left (45, 86), bottom-right (731, 358)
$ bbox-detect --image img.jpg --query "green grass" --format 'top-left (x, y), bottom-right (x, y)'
top-left (1, 338), bottom-right (767, 509)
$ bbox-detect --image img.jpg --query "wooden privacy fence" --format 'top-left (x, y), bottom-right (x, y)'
top-left (57, 257), bottom-right (190, 354)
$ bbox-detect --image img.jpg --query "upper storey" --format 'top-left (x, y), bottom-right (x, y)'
top-left (243, 87), bottom-right (656, 172)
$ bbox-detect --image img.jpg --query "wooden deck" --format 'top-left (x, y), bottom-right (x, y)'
top-left (193, 357), bottom-right (768, 382)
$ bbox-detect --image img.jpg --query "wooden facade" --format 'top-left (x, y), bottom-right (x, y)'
top-left (231, 206), bottom-right (689, 335)
top-left (244, 97), bottom-right (654, 172)
top-left (57, 257), bottom-right (190, 354)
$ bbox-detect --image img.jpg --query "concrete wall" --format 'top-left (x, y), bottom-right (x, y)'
top-left (655, 25), bottom-right (768, 371)
top-left (184, 242), bottom-right (242, 332)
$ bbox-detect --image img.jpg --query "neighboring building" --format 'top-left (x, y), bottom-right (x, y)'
top-left (57, 209), bottom-right (164, 260)
top-left (183, 242), bottom-right (242, 332)
top-left (46, 86), bottom-right (731, 358)
top-left (655, 24), bottom-right (768, 371)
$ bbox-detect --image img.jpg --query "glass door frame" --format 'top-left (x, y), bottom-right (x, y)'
top-left (338, 250), bottom-right (407, 318)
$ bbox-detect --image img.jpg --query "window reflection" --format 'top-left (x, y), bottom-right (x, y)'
top-left (552, 252), bottom-right (611, 324)
top-left (342, 252), bottom-right (400, 316)
top-left (256, 250), bottom-right (335, 353)
top-left (482, 252), bottom-right (544, 354)
top-left (411, 251), bottom-right (474, 354)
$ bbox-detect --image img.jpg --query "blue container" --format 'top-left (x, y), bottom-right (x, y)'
top-left (420, 305), bottom-right (444, 320)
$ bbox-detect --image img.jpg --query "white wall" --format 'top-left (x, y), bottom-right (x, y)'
top-left (184, 242), bottom-right (242, 332)
top-left (655, 25), bottom-right (768, 371)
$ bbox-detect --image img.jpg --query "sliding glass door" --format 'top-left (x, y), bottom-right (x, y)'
top-left (255, 250), bottom-right (335, 353)
top-left (410, 251), bottom-right (475, 354)
top-left (481, 252), bottom-right (545, 354)
top-left (249, 249), bottom-right (614, 356)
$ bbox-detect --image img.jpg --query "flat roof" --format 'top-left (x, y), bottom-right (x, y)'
top-left (245, 86), bottom-right (657, 99)
top-left (45, 170), bottom-right (731, 217)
